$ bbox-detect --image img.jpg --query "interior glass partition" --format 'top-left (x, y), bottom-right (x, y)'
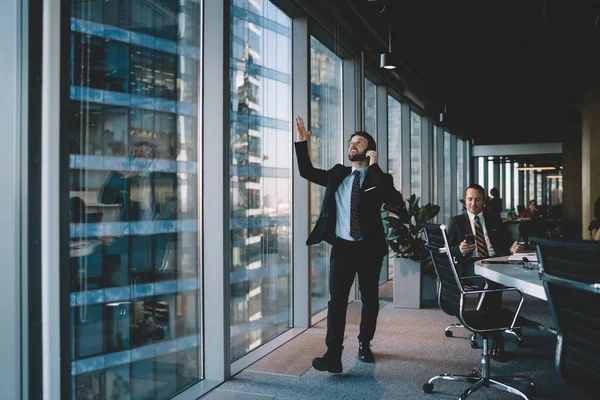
top-left (309, 37), bottom-right (343, 315)
top-left (229, 0), bottom-right (293, 361)
top-left (67, 0), bottom-right (203, 398)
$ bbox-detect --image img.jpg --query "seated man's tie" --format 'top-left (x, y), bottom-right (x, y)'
top-left (474, 215), bottom-right (489, 258)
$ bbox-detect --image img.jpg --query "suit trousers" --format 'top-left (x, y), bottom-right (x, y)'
top-left (325, 237), bottom-right (383, 354)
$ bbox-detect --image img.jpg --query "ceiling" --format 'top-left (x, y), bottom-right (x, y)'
top-left (310, 0), bottom-right (600, 145)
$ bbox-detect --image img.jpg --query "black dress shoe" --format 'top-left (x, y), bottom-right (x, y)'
top-left (312, 351), bottom-right (342, 373)
top-left (358, 342), bottom-right (374, 363)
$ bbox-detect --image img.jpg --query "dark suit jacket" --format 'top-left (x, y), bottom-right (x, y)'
top-left (447, 210), bottom-right (512, 273)
top-left (294, 141), bottom-right (402, 258)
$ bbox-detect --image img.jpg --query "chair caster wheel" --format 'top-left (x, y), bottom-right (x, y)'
top-left (470, 340), bottom-right (479, 349)
top-left (423, 383), bottom-right (434, 393)
top-left (445, 330), bottom-right (453, 337)
top-left (468, 369), bottom-right (479, 378)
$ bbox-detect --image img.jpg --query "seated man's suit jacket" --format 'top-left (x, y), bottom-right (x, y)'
top-left (447, 210), bottom-right (512, 274)
top-left (294, 141), bottom-right (402, 259)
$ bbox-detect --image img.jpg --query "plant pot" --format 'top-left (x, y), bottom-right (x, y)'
top-left (393, 257), bottom-right (421, 308)
top-left (393, 258), bottom-right (438, 309)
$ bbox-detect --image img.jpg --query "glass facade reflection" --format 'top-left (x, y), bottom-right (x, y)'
top-left (310, 37), bottom-right (343, 315)
top-left (387, 96), bottom-right (402, 276)
top-left (365, 78), bottom-right (377, 136)
top-left (68, 0), bottom-right (202, 398)
top-left (410, 111), bottom-right (421, 199)
top-left (229, 0), bottom-right (292, 361)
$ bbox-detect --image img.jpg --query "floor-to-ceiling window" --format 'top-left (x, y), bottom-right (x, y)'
top-left (528, 170), bottom-right (535, 203)
top-left (505, 161), bottom-right (512, 213)
top-left (536, 172), bottom-right (543, 205)
top-left (68, 0), bottom-right (203, 398)
top-left (456, 138), bottom-right (464, 214)
top-left (365, 78), bottom-right (377, 135)
top-left (477, 157), bottom-right (486, 188)
top-left (309, 37), bottom-right (343, 314)
top-left (387, 95), bottom-right (402, 276)
top-left (444, 131), bottom-right (451, 222)
top-left (432, 127), bottom-right (438, 220)
top-left (488, 158), bottom-right (494, 195)
top-left (410, 111), bottom-right (421, 199)
top-left (229, 0), bottom-right (293, 361)
top-left (514, 162), bottom-right (520, 211)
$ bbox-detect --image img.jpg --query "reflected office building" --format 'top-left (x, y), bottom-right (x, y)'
top-left (69, 0), bottom-right (202, 398)
top-left (229, 0), bottom-right (293, 361)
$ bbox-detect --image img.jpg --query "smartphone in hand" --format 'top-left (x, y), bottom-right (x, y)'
top-left (464, 233), bottom-right (475, 245)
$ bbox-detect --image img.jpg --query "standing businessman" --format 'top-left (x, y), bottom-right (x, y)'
top-left (294, 117), bottom-right (403, 373)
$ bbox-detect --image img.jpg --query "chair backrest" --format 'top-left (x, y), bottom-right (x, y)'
top-left (532, 236), bottom-right (600, 398)
top-left (424, 223), bottom-right (464, 317)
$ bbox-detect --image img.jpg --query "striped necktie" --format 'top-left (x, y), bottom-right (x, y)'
top-left (474, 215), bottom-right (489, 258)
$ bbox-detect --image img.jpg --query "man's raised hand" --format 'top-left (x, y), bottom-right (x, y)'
top-left (295, 116), bottom-right (312, 141)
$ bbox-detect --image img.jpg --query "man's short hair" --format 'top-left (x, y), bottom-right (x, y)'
top-left (349, 131), bottom-right (376, 152)
top-left (465, 183), bottom-right (485, 198)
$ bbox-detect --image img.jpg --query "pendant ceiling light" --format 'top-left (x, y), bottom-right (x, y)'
top-left (380, 26), bottom-right (396, 69)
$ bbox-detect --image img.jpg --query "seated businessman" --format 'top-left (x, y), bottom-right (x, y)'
top-left (447, 183), bottom-right (524, 361)
top-left (294, 117), bottom-right (403, 373)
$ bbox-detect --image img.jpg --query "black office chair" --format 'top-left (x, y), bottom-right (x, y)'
top-left (423, 224), bottom-right (536, 399)
top-left (533, 236), bottom-right (600, 399)
top-left (424, 223), bottom-right (480, 349)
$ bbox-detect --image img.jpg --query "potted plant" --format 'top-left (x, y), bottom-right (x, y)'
top-left (384, 194), bottom-right (440, 308)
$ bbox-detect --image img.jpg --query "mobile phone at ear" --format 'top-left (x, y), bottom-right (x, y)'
top-left (464, 233), bottom-right (475, 245)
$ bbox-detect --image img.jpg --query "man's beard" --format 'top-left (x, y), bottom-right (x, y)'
top-left (348, 149), bottom-right (368, 162)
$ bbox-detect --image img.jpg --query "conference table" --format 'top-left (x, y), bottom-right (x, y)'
top-left (474, 256), bottom-right (546, 301)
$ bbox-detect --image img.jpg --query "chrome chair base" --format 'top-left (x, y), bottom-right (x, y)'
top-left (424, 374), bottom-right (535, 399)
top-left (423, 339), bottom-right (535, 399)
